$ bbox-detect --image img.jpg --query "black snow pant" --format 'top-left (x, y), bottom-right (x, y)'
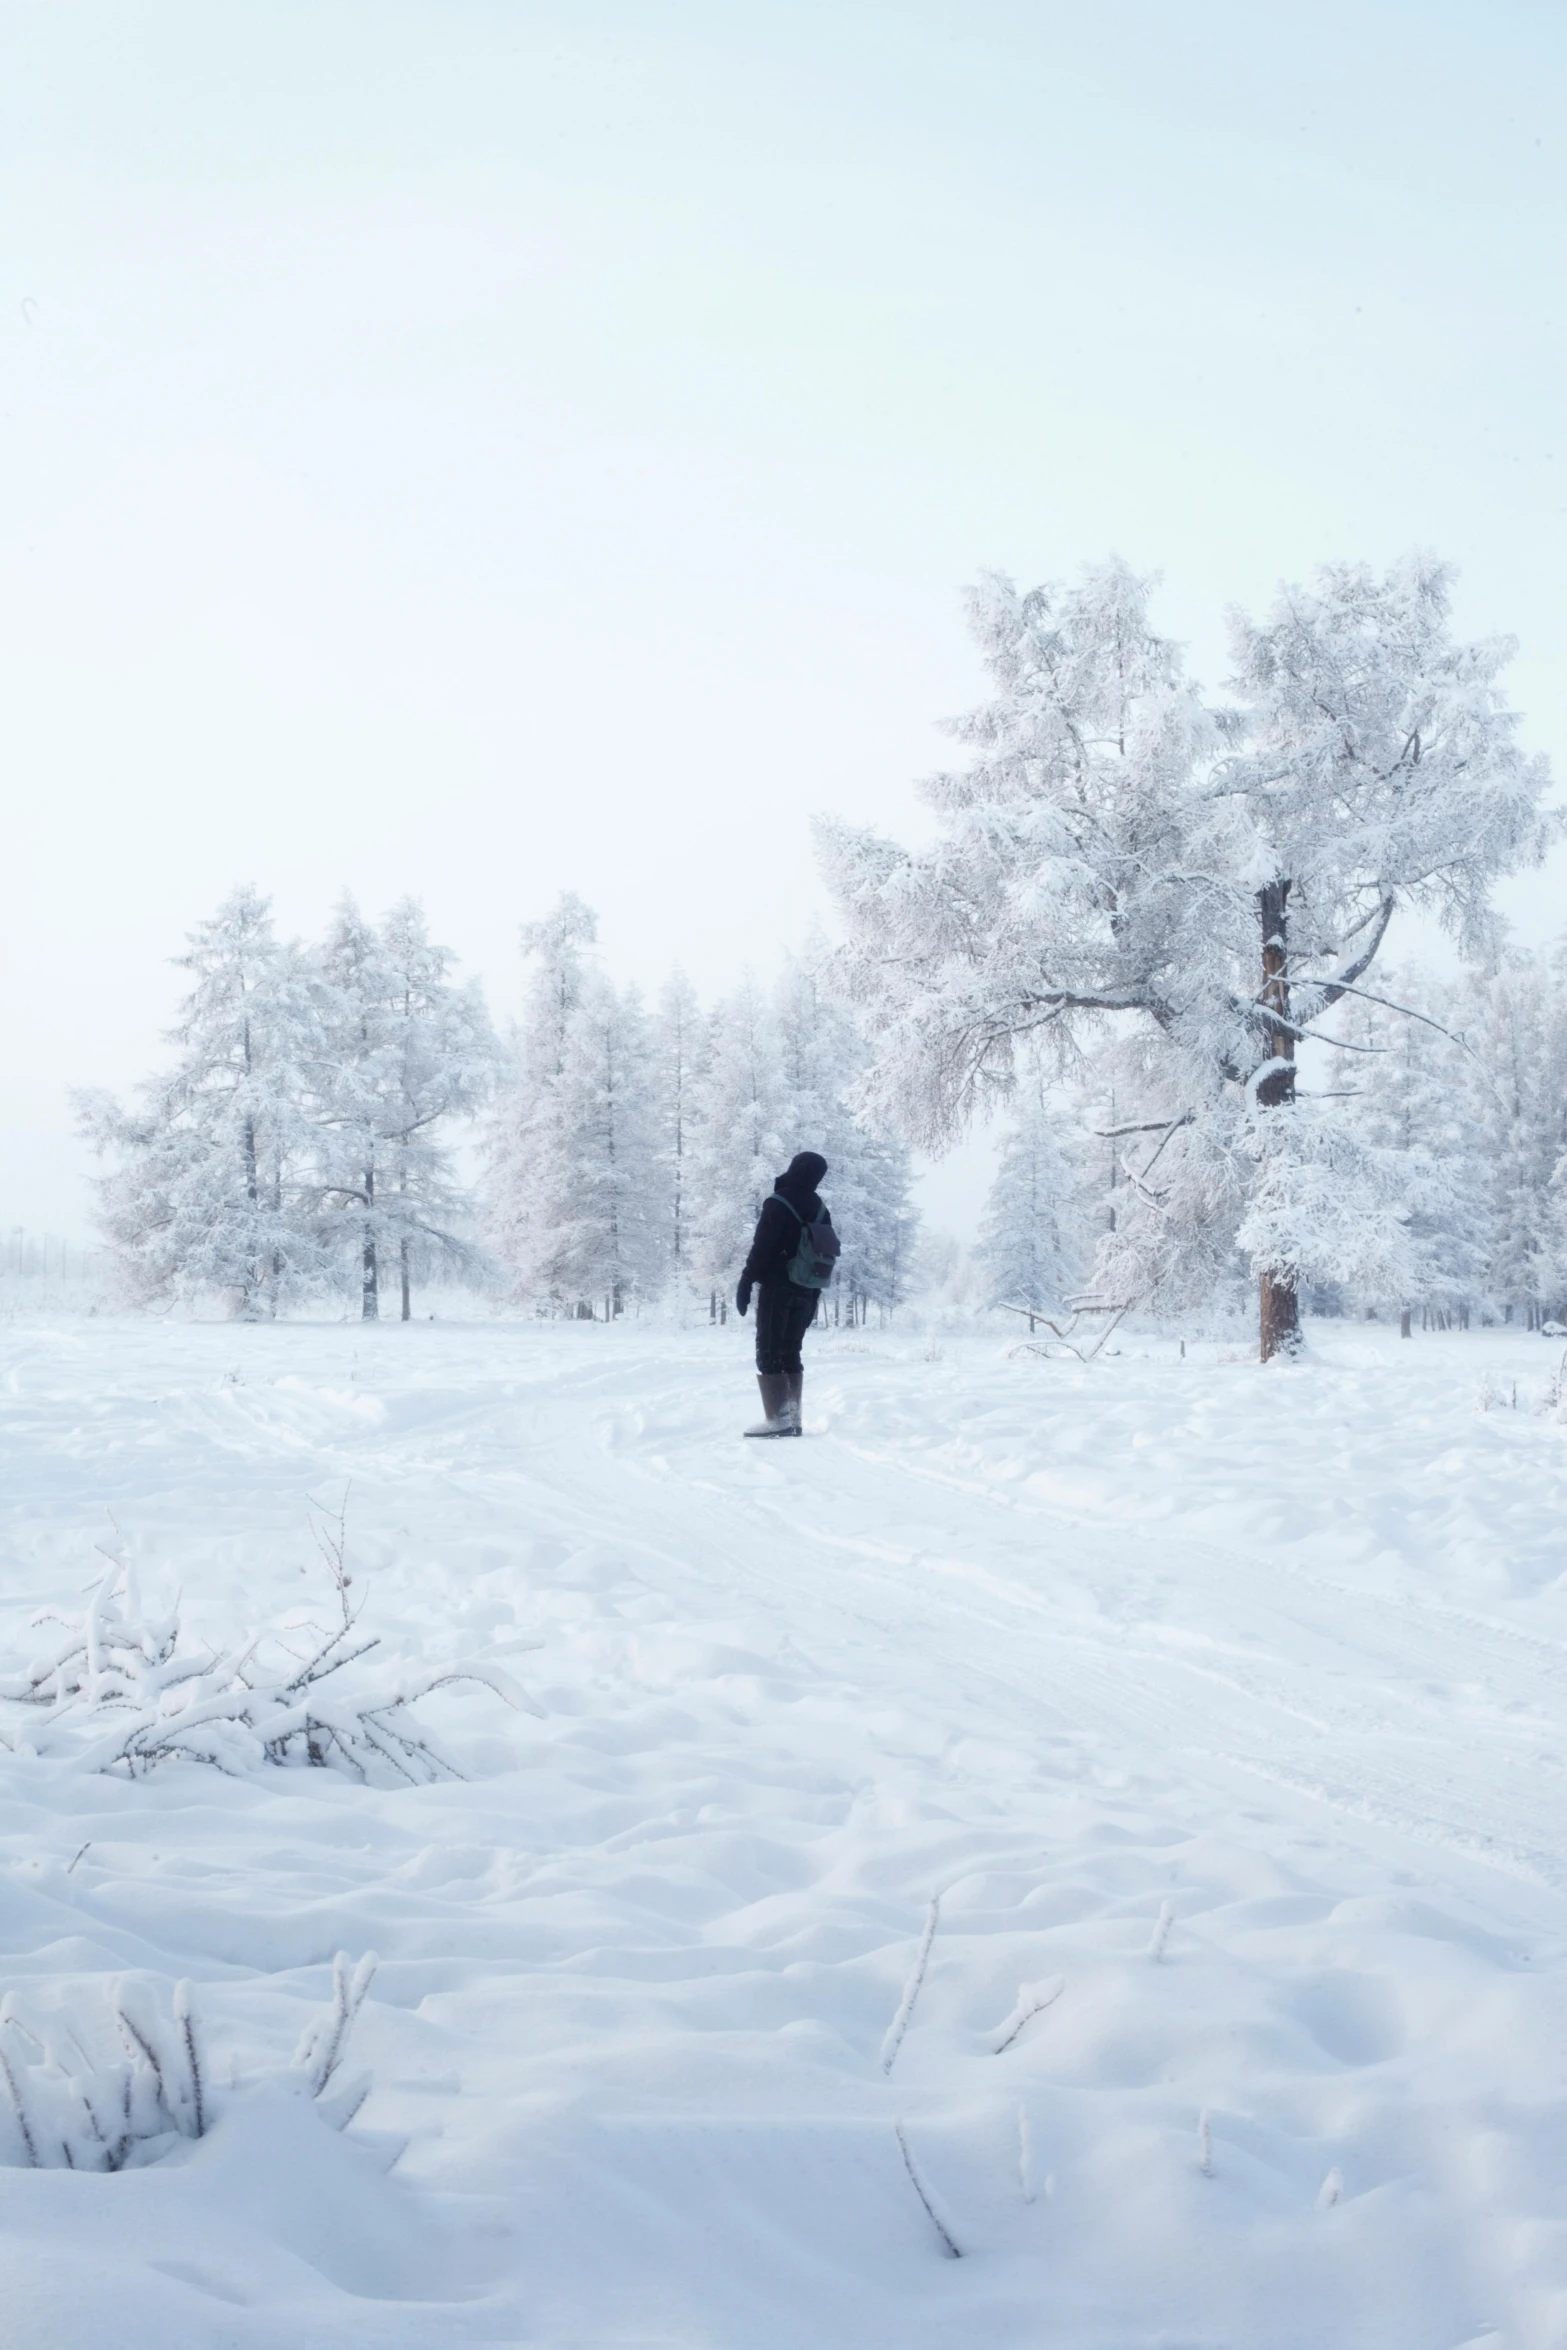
top-left (754, 1279), bottom-right (818, 1376)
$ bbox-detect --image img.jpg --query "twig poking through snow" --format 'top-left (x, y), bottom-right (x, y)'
top-left (894, 2120), bottom-right (962, 2258)
top-left (992, 1975), bottom-right (1065, 2053)
top-left (293, 1951), bottom-right (378, 2097)
top-left (1017, 2102), bottom-right (1034, 2204)
top-left (1317, 2166), bottom-right (1342, 2209)
top-left (1148, 1901), bottom-right (1173, 1961)
top-left (174, 1980), bottom-right (204, 2138)
top-left (880, 1895), bottom-right (941, 2074)
top-left (307, 1484), bottom-right (357, 1631)
top-left (1197, 2108), bottom-right (1213, 2176)
top-left (0, 1951), bottom-right (378, 2170)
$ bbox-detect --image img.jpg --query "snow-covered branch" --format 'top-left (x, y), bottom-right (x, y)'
top-left (0, 1557), bottom-right (543, 1784)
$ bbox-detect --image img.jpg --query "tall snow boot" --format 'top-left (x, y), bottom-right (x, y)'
top-left (784, 1369), bottom-right (804, 1434)
top-left (744, 1373), bottom-right (799, 1438)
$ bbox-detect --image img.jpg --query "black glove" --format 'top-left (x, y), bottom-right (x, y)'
top-left (735, 1276), bottom-right (752, 1318)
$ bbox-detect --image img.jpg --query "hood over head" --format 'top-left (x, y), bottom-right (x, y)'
top-left (776, 1152), bottom-right (828, 1214)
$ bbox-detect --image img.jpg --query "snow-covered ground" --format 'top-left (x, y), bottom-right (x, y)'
top-left (5, 1313), bottom-right (1567, 2348)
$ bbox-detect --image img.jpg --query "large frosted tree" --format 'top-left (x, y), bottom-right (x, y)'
top-left (77, 887), bottom-right (323, 1316)
top-left (822, 556), bottom-right (1552, 1357)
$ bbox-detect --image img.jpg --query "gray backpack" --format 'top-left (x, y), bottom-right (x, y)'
top-left (774, 1192), bottom-right (841, 1289)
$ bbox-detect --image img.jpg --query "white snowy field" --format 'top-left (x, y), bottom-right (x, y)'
top-left (4, 1316), bottom-right (1567, 2348)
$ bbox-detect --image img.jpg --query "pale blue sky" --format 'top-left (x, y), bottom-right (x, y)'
top-left (3, 0), bottom-right (1562, 1235)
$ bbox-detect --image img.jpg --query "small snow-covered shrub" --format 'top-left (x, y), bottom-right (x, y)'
top-left (0, 1953), bottom-right (377, 2171)
top-left (0, 1556), bottom-right (542, 1783)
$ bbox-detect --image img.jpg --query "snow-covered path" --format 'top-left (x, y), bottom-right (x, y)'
top-left (4, 1316), bottom-right (1567, 2346)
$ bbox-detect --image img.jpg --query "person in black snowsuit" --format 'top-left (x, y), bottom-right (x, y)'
top-left (735, 1150), bottom-right (831, 1437)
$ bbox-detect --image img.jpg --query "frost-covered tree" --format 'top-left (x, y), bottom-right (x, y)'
top-left (651, 970), bottom-right (706, 1304)
top-left (375, 898), bottom-right (497, 1317)
top-left (977, 1083), bottom-right (1084, 1322)
top-left (772, 949), bottom-right (918, 1319)
top-left (1332, 981), bottom-right (1488, 1329)
top-left (686, 979), bottom-right (790, 1298)
top-left (311, 898), bottom-right (495, 1320)
top-left (1445, 953), bottom-right (1567, 1326)
top-left (546, 978), bottom-right (664, 1314)
top-left (1223, 557), bottom-right (1552, 1351)
top-left (487, 900), bottom-right (662, 1314)
top-left (486, 895), bottom-right (598, 1306)
top-left (76, 887), bottom-right (323, 1316)
top-left (822, 556), bottom-right (1553, 1358)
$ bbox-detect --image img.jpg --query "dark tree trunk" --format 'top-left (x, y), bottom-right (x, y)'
top-left (1256, 879), bottom-right (1300, 1363)
top-left (400, 1234), bottom-right (411, 1322)
top-left (361, 1160), bottom-right (378, 1320)
top-left (241, 1099), bottom-right (262, 1318)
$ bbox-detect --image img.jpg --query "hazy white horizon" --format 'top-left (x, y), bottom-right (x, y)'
top-left (5, 0), bottom-right (1562, 1242)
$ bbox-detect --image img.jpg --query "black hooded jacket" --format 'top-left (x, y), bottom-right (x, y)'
top-left (741, 1151), bottom-right (831, 1288)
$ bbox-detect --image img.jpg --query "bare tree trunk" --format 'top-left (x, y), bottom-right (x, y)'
top-left (1256, 879), bottom-right (1300, 1362)
top-left (361, 1160), bottom-right (378, 1320)
top-left (241, 1098), bottom-right (262, 1319)
top-left (400, 1234), bottom-right (411, 1322)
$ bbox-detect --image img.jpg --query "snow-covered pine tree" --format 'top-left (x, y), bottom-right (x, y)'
top-left (977, 1082), bottom-right (1084, 1325)
top-left (376, 898), bottom-right (497, 1317)
top-left (821, 556), bottom-right (1553, 1359)
top-left (772, 948), bottom-right (917, 1322)
top-left (686, 978), bottom-right (789, 1307)
top-left (1448, 952), bottom-right (1567, 1326)
top-left (837, 1130), bottom-right (920, 1320)
top-left (311, 898), bottom-right (496, 1321)
top-left (487, 899), bottom-right (662, 1315)
top-left (651, 970), bottom-right (707, 1310)
top-left (546, 976), bottom-right (664, 1316)
top-left (76, 887), bottom-right (324, 1315)
top-left (311, 898), bottom-right (397, 1319)
top-left (485, 895), bottom-right (598, 1309)
top-left (1335, 978), bottom-right (1488, 1330)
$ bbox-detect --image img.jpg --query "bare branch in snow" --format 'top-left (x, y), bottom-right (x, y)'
top-left (894, 2121), bottom-right (962, 2258)
top-left (880, 1895), bottom-right (941, 2074)
top-left (991, 1976), bottom-right (1065, 2053)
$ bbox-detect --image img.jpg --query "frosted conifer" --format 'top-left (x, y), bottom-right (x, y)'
top-left (77, 887), bottom-right (323, 1315)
